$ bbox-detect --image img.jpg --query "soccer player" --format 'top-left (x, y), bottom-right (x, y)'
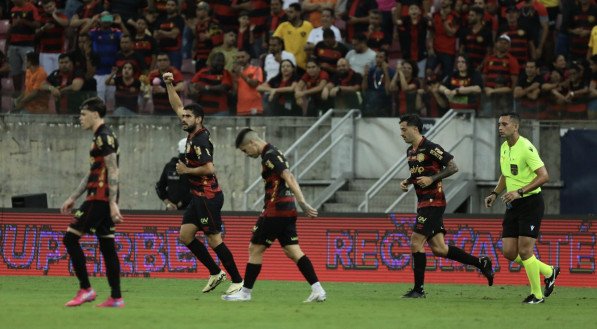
top-left (60, 97), bottom-right (124, 307)
top-left (223, 128), bottom-right (326, 302)
top-left (163, 72), bottom-right (243, 295)
top-left (399, 114), bottom-right (494, 298)
top-left (484, 112), bottom-right (559, 304)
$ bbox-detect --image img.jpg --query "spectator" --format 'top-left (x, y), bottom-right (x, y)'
top-left (390, 59), bottom-right (423, 116)
top-left (154, 0), bottom-right (185, 69)
top-left (155, 138), bottom-right (192, 211)
top-left (44, 53), bottom-right (86, 114)
top-left (562, 62), bottom-right (589, 119)
top-left (273, 3), bottom-right (314, 70)
top-left (498, 6), bottom-right (534, 69)
top-left (322, 58), bottom-right (363, 110)
top-left (36, 0), bottom-right (70, 75)
top-left (132, 17), bottom-right (158, 70)
top-left (190, 52), bottom-right (233, 116)
top-left (362, 50), bottom-right (394, 116)
top-left (516, 0), bottom-right (548, 61)
top-left (345, 33), bottom-right (377, 77)
top-left (302, 0), bottom-right (337, 28)
top-left (429, 0), bottom-right (460, 80)
top-left (264, 36), bottom-right (297, 82)
top-left (482, 34), bottom-right (519, 117)
top-left (459, 6), bottom-right (493, 71)
top-left (148, 53), bottom-right (184, 114)
top-left (211, 0), bottom-right (237, 32)
top-left (115, 34), bottom-right (147, 74)
top-left (69, 0), bottom-right (105, 32)
top-left (82, 12), bottom-right (126, 104)
top-left (209, 30), bottom-right (239, 73)
top-left (307, 8), bottom-right (342, 45)
top-left (565, 0), bottom-right (597, 61)
top-left (314, 28), bottom-right (349, 75)
top-left (104, 0), bottom-right (148, 24)
top-left (258, 59), bottom-right (301, 116)
top-left (366, 9), bottom-right (391, 52)
top-left (187, 1), bottom-right (222, 72)
top-left (69, 33), bottom-right (99, 91)
top-left (236, 11), bottom-right (255, 58)
top-left (514, 60), bottom-right (543, 118)
top-left (14, 52), bottom-right (51, 114)
top-left (295, 58), bottom-right (330, 116)
top-left (541, 67), bottom-right (566, 119)
top-left (588, 55), bottom-right (597, 119)
top-left (588, 25), bottom-right (597, 59)
top-left (106, 62), bottom-right (142, 115)
top-left (232, 50), bottom-right (264, 116)
top-left (265, 0), bottom-right (288, 46)
top-left (396, 4), bottom-right (429, 78)
top-left (343, 0), bottom-right (377, 43)
top-left (7, 0), bottom-right (41, 93)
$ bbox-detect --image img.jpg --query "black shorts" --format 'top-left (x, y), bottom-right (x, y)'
top-left (502, 193), bottom-right (544, 239)
top-left (182, 192), bottom-right (224, 235)
top-left (69, 201), bottom-right (115, 236)
top-left (413, 206), bottom-right (447, 239)
top-left (250, 216), bottom-right (299, 247)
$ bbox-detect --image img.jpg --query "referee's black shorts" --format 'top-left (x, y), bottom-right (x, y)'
top-left (502, 193), bottom-right (544, 239)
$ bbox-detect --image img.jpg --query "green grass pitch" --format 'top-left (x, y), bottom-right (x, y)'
top-left (1, 276), bottom-right (596, 329)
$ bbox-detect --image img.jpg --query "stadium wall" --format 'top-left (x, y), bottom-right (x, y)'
top-left (1, 209), bottom-right (595, 287)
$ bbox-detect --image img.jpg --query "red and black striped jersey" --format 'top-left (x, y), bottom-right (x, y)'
top-left (314, 41), bottom-right (349, 72)
top-left (133, 34), bottom-right (158, 68)
top-left (344, 0), bottom-right (378, 42)
top-left (260, 143), bottom-right (297, 218)
top-left (156, 15), bottom-right (185, 52)
top-left (86, 124), bottom-right (119, 202)
top-left (191, 68), bottom-right (233, 115)
top-left (498, 24), bottom-right (532, 68)
top-left (9, 3), bottom-right (41, 46)
top-left (406, 137), bottom-right (454, 208)
top-left (482, 53), bottom-right (519, 88)
top-left (38, 12), bottom-right (67, 53)
top-left (568, 5), bottom-right (597, 60)
top-left (194, 18), bottom-right (222, 61)
top-left (459, 23), bottom-right (493, 69)
top-left (210, 0), bottom-right (238, 31)
top-left (397, 17), bottom-right (429, 62)
top-left (184, 128), bottom-right (222, 199)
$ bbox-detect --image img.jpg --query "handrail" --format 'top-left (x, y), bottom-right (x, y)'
top-left (357, 109), bottom-right (461, 212)
top-left (243, 109), bottom-right (360, 210)
top-left (384, 134), bottom-right (474, 213)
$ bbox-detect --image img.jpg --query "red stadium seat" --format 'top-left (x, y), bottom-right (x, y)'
top-left (0, 20), bottom-right (9, 38)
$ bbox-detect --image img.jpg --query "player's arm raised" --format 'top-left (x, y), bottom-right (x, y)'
top-left (281, 169), bottom-right (318, 218)
top-left (163, 72), bottom-right (184, 118)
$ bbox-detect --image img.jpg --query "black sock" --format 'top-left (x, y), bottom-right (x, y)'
top-left (214, 243), bottom-right (242, 283)
top-left (297, 255), bottom-right (319, 285)
top-left (447, 245), bottom-right (481, 268)
top-left (185, 239), bottom-right (220, 275)
top-left (413, 252), bottom-right (426, 291)
top-left (244, 263), bottom-right (262, 289)
top-left (99, 238), bottom-right (121, 299)
top-left (63, 232), bottom-right (91, 289)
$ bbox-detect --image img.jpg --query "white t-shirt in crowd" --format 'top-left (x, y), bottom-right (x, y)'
top-left (307, 26), bottom-right (343, 45)
top-left (264, 51), bottom-right (297, 81)
top-left (345, 48), bottom-right (377, 76)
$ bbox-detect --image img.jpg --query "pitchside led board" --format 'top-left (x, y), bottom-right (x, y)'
top-left (0, 209), bottom-right (595, 287)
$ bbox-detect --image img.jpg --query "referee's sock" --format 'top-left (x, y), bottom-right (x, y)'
top-left (296, 255), bottom-right (319, 285)
top-left (214, 243), bottom-right (243, 283)
top-left (446, 245), bottom-right (482, 268)
top-left (412, 252), bottom-right (426, 291)
top-left (63, 232), bottom-right (91, 290)
top-left (522, 255), bottom-right (543, 299)
top-left (515, 254), bottom-right (553, 277)
top-left (244, 263), bottom-right (262, 289)
top-left (185, 239), bottom-right (221, 275)
top-left (99, 237), bottom-right (121, 299)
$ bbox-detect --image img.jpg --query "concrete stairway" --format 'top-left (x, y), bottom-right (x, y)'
top-left (322, 179), bottom-right (417, 213)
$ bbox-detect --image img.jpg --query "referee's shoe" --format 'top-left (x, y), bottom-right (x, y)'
top-left (544, 266), bottom-right (560, 297)
top-left (479, 256), bottom-right (494, 286)
top-left (522, 294), bottom-right (544, 304)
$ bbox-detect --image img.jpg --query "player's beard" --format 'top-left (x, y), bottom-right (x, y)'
top-left (183, 123), bottom-right (196, 133)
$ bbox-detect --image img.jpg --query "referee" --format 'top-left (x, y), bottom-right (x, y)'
top-left (485, 112), bottom-right (559, 304)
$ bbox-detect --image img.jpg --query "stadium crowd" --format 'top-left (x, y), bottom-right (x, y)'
top-left (1, 0), bottom-right (596, 119)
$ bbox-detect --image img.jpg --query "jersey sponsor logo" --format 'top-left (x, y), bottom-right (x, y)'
top-left (200, 217), bottom-right (209, 224)
top-left (430, 148), bottom-right (444, 160)
top-left (290, 236), bottom-right (298, 241)
top-left (410, 166), bottom-right (425, 174)
top-left (417, 215), bottom-right (427, 223)
top-left (74, 210), bottom-right (84, 218)
top-left (510, 164), bottom-right (518, 175)
top-left (265, 160), bottom-right (275, 169)
top-left (530, 225), bottom-right (535, 231)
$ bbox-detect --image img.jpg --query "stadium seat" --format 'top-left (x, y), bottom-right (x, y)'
top-left (1, 77), bottom-right (14, 94)
top-left (0, 20), bottom-right (9, 39)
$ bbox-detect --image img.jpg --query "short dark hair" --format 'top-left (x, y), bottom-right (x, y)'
top-left (499, 112), bottom-right (520, 124)
top-left (400, 114), bottom-right (423, 133)
top-left (289, 3), bottom-right (301, 11)
top-left (354, 33), bottom-right (368, 44)
top-left (26, 52), bottom-right (39, 66)
top-left (322, 28), bottom-right (335, 39)
top-left (58, 53), bottom-right (73, 62)
top-left (235, 128), bottom-right (254, 148)
top-left (183, 103), bottom-right (204, 119)
top-left (80, 97), bottom-right (107, 118)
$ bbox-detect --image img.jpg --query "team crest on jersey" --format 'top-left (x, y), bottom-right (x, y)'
top-left (194, 146), bottom-right (202, 156)
top-left (417, 153), bottom-right (425, 162)
top-left (265, 160), bottom-right (274, 169)
top-left (95, 136), bottom-right (103, 147)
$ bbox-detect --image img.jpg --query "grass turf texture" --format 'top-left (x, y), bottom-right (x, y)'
top-left (1, 276), bottom-right (595, 329)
